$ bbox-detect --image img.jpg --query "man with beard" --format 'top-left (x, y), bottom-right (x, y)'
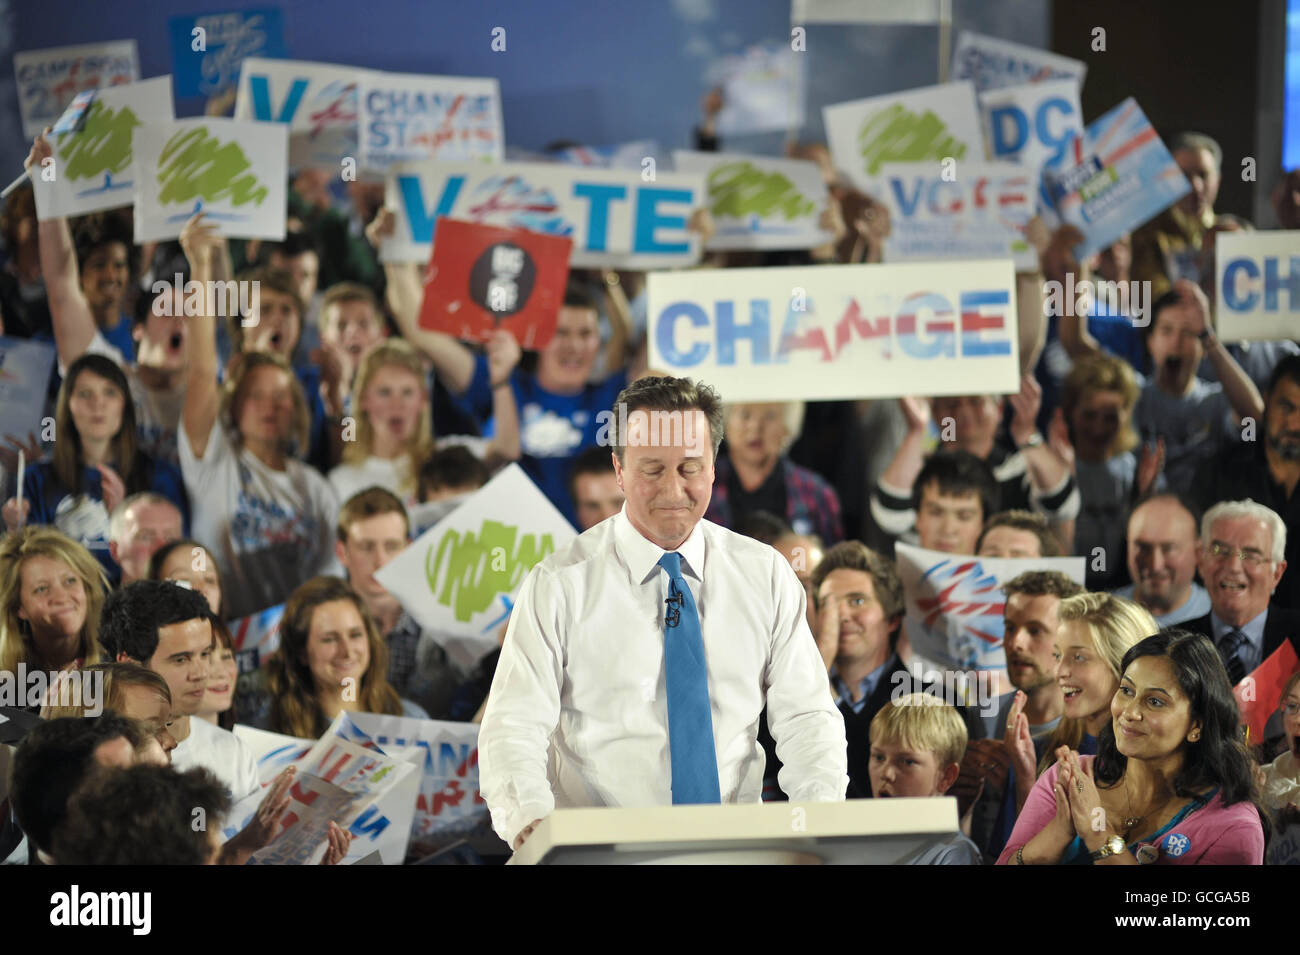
top-left (1192, 356), bottom-right (1300, 609)
top-left (969, 571), bottom-right (1084, 861)
top-left (1133, 280), bottom-right (1263, 493)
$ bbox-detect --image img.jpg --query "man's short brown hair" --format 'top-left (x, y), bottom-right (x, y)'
top-left (809, 540), bottom-right (905, 621)
top-left (321, 281), bottom-right (381, 327)
top-left (608, 376), bottom-right (725, 463)
top-left (225, 266), bottom-right (304, 353)
top-left (337, 486), bottom-right (409, 543)
top-left (1002, 570), bottom-right (1084, 601)
top-left (976, 510), bottom-right (1060, 557)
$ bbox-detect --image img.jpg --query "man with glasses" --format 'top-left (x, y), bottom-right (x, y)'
top-left (1185, 499), bottom-right (1300, 685)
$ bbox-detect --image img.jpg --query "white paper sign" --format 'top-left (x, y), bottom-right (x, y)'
top-left (228, 722), bottom-right (419, 865)
top-left (384, 160), bottom-right (705, 269)
top-left (978, 78), bottom-right (1083, 221)
top-left (374, 464), bottom-right (577, 656)
top-left (646, 259), bottom-right (1020, 403)
top-left (895, 542), bottom-right (1086, 690)
top-left (359, 71), bottom-right (503, 172)
top-left (0, 337), bottom-right (56, 446)
top-left (1215, 231), bottom-right (1300, 342)
top-left (950, 30), bottom-right (1087, 93)
top-left (878, 160), bottom-right (1036, 269)
top-left (331, 711), bottom-right (495, 855)
top-left (31, 77), bottom-right (174, 221)
top-left (674, 151), bottom-right (832, 250)
top-left (824, 82), bottom-right (985, 193)
top-left (706, 41), bottom-right (805, 136)
top-left (234, 56), bottom-right (364, 168)
top-left (133, 117), bottom-right (288, 242)
top-left (14, 40), bottom-right (140, 139)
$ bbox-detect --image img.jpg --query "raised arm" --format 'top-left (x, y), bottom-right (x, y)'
top-left (366, 209), bottom-right (476, 395)
top-left (483, 329), bottom-right (522, 466)
top-left (1182, 280), bottom-right (1264, 425)
top-left (179, 213), bottom-right (226, 460)
top-left (600, 270), bottom-right (634, 376)
top-left (28, 132), bottom-right (97, 369)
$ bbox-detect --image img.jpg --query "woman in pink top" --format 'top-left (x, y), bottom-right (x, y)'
top-left (999, 629), bottom-right (1266, 865)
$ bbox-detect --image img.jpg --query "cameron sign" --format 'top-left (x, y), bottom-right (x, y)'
top-left (647, 260), bottom-right (1019, 402)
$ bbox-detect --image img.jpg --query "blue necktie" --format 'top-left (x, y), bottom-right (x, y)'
top-left (658, 551), bottom-right (721, 804)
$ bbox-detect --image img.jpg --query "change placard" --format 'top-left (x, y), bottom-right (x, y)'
top-left (1215, 231), bottom-right (1300, 341)
top-left (359, 70), bottom-right (503, 172)
top-left (647, 259), bottom-right (1020, 403)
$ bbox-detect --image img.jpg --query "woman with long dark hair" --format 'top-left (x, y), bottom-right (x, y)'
top-left (258, 576), bottom-right (426, 738)
top-left (1, 353), bottom-right (186, 582)
top-left (999, 628), bottom-right (1266, 865)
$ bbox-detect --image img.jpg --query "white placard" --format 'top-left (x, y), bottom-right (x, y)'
top-left (383, 160), bottom-right (705, 269)
top-left (14, 40), bottom-right (139, 139)
top-left (359, 70), bottom-right (503, 172)
top-left (978, 78), bottom-right (1083, 217)
top-left (950, 30), bottom-right (1087, 93)
top-left (1215, 231), bottom-right (1300, 341)
top-left (374, 464), bottom-right (577, 659)
top-left (133, 117), bottom-right (288, 242)
top-left (674, 150), bottom-right (832, 250)
top-left (235, 56), bottom-right (365, 168)
top-left (877, 160), bottom-right (1036, 269)
top-left (895, 542), bottom-right (1086, 685)
top-left (31, 77), bottom-right (174, 221)
top-left (706, 41), bottom-right (804, 136)
top-left (646, 259), bottom-right (1020, 403)
top-left (824, 82), bottom-right (985, 193)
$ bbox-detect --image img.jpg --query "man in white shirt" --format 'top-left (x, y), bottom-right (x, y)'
top-left (99, 580), bottom-right (259, 802)
top-left (479, 376), bottom-right (848, 851)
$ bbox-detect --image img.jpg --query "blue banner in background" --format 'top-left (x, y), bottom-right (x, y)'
top-left (168, 8), bottom-right (286, 101)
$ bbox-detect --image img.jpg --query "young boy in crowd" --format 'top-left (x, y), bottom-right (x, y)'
top-left (868, 693), bottom-right (981, 865)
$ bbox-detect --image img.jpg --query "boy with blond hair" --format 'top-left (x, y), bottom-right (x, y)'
top-left (869, 693), bottom-right (981, 864)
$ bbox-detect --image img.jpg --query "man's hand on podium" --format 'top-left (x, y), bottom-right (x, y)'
top-left (513, 818), bottom-right (543, 851)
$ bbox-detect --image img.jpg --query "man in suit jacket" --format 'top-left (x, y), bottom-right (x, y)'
top-left (1183, 499), bottom-right (1298, 680)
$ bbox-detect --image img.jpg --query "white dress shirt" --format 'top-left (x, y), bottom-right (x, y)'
top-left (479, 506), bottom-right (848, 845)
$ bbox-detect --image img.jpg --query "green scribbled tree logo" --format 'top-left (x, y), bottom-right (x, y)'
top-left (157, 126), bottom-right (269, 207)
top-left (857, 104), bottom-right (968, 176)
top-left (707, 161), bottom-right (814, 221)
top-left (426, 520), bottom-right (554, 622)
top-left (59, 101), bottom-right (139, 187)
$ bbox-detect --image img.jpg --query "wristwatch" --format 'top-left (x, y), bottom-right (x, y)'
top-left (1016, 432), bottom-right (1044, 451)
top-left (1090, 834), bottom-right (1126, 861)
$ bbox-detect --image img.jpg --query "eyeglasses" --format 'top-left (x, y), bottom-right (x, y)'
top-left (1206, 542), bottom-right (1271, 566)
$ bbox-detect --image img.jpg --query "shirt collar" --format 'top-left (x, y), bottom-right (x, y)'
top-left (1210, 607), bottom-right (1269, 649)
top-left (613, 504), bottom-right (707, 584)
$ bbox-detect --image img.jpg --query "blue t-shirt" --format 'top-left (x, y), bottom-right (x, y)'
top-left (294, 363), bottom-right (331, 473)
top-left (457, 354), bottom-right (627, 526)
top-left (101, 312), bottom-right (136, 364)
top-left (22, 457), bottom-right (189, 584)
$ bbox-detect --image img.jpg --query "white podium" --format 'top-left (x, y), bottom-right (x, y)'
top-left (508, 797), bottom-right (960, 865)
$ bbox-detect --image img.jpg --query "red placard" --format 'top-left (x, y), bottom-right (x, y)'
top-left (418, 217), bottom-right (573, 350)
top-left (1236, 637), bottom-right (1300, 744)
